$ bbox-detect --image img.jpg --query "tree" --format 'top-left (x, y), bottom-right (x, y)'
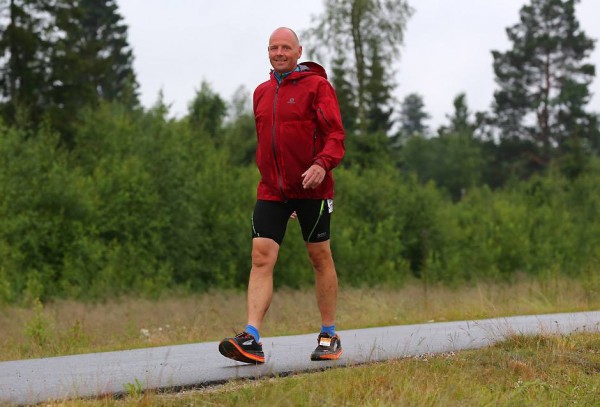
top-left (400, 132), bottom-right (484, 201)
top-left (438, 93), bottom-right (473, 136)
top-left (398, 93), bottom-right (429, 138)
top-left (0, 0), bottom-right (137, 139)
top-left (0, 0), bottom-right (52, 126)
top-left (47, 0), bottom-right (138, 144)
top-left (491, 0), bottom-right (596, 169)
top-left (187, 81), bottom-right (227, 138)
top-left (365, 40), bottom-right (395, 134)
top-left (303, 0), bottom-right (412, 133)
top-left (222, 85), bottom-right (256, 166)
top-left (330, 50), bottom-right (358, 134)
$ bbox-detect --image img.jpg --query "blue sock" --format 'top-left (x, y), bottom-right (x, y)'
top-left (321, 324), bottom-right (336, 336)
top-left (245, 324), bottom-right (260, 343)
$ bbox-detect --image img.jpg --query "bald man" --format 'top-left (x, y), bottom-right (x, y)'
top-left (218, 27), bottom-right (346, 363)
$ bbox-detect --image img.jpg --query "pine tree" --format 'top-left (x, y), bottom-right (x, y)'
top-left (398, 93), bottom-right (430, 138)
top-left (187, 81), bottom-right (227, 139)
top-left (365, 40), bottom-right (394, 134)
top-left (0, 0), bottom-right (137, 137)
top-left (222, 85), bottom-right (256, 166)
top-left (0, 0), bottom-right (52, 125)
top-left (448, 93), bottom-right (471, 134)
top-left (438, 93), bottom-right (473, 136)
top-left (48, 0), bottom-right (138, 143)
top-left (492, 0), bottom-right (596, 169)
top-left (331, 51), bottom-right (358, 135)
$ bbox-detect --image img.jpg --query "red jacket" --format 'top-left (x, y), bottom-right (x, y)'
top-left (253, 62), bottom-right (345, 201)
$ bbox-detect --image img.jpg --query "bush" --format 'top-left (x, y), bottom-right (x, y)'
top-left (1, 104), bottom-right (599, 303)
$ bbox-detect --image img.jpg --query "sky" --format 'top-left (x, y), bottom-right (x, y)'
top-left (118, 0), bottom-right (600, 129)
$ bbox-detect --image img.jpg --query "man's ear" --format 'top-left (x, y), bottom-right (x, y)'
top-left (298, 45), bottom-right (303, 59)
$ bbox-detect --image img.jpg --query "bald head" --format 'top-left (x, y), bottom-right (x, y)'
top-left (269, 27), bottom-right (300, 46)
top-left (268, 27), bottom-right (302, 74)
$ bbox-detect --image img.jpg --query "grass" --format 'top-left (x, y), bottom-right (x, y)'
top-left (0, 276), bottom-right (598, 362)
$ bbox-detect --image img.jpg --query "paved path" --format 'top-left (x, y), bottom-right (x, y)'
top-left (1, 311), bottom-right (599, 405)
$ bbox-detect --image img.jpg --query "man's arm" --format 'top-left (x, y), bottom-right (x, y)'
top-left (312, 80), bottom-right (345, 173)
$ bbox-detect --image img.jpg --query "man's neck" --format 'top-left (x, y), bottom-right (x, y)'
top-left (274, 65), bottom-right (300, 83)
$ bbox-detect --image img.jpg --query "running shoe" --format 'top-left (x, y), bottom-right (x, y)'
top-left (218, 332), bottom-right (265, 364)
top-left (310, 332), bottom-right (343, 361)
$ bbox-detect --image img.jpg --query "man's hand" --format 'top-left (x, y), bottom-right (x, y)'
top-left (302, 164), bottom-right (326, 189)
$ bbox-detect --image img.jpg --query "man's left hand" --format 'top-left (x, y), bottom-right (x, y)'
top-left (302, 164), bottom-right (326, 189)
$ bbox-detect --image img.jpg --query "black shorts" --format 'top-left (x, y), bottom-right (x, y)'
top-left (252, 199), bottom-right (334, 245)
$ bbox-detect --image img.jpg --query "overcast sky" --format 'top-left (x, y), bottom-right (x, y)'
top-left (118, 0), bottom-right (600, 129)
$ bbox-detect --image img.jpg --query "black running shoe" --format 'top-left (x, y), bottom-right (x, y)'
top-left (310, 332), bottom-right (343, 361)
top-left (218, 332), bottom-right (265, 364)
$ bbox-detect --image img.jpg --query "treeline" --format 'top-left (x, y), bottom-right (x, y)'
top-left (1, 0), bottom-right (600, 303)
top-left (1, 100), bottom-right (599, 303)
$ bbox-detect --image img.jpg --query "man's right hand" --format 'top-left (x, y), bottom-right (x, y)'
top-left (302, 164), bottom-right (326, 189)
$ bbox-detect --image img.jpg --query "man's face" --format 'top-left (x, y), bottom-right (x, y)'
top-left (268, 29), bottom-right (302, 74)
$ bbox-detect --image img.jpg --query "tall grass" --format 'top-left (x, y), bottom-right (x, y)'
top-left (1, 276), bottom-right (597, 361)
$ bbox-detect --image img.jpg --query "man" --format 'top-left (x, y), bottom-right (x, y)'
top-left (218, 27), bottom-right (345, 363)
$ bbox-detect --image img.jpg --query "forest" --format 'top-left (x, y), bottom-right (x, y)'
top-left (0, 0), bottom-right (599, 303)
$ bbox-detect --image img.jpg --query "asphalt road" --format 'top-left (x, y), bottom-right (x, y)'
top-left (1, 311), bottom-right (599, 405)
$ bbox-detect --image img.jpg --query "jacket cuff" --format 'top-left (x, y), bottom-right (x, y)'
top-left (314, 158), bottom-right (327, 172)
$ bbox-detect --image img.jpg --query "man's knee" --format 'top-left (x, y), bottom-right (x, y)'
top-left (252, 237), bottom-right (279, 269)
top-left (306, 241), bottom-right (334, 269)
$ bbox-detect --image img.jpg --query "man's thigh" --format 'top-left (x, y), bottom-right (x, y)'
top-left (251, 200), bottom-right (294, 245)
top-left (293, 199), bottom-right (332, 243)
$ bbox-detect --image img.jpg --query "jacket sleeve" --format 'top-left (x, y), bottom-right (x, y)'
top-left (313, 80), bottom-right (345, 172)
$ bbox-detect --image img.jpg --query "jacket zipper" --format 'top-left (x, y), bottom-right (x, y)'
top-left (317, 107), bottom-right (332, 128)
top-left (272, 82), bottom-right (287, 201)
top-left (315, 108), bottom-right (330, 160)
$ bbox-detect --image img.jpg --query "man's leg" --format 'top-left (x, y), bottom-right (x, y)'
top-left (247, 237), bottom-right (280, 330)
top-left (218, 237), bottom-right (279, 364)
top-left (306, 239), bottom-right (343, 361)
top-left (306, 240), bottom-right (338, 326)
top-left (218, 201), bottom-right (288, 364)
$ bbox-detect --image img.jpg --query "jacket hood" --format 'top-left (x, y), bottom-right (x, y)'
top-left (297, 61), bottom-right (328, 79)
top-left (270, 61), bottom-right (328, 81)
